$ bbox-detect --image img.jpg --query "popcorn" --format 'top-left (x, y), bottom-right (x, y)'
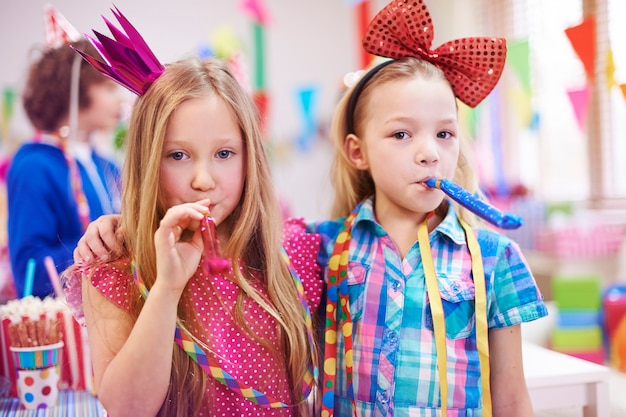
top-left (0, 296), bottom-right (94, 396)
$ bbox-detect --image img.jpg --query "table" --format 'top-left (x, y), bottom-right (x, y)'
top-left (524, 342), bottom-right (610, 417)
top-left (0, 390), bottom-right (105, 416)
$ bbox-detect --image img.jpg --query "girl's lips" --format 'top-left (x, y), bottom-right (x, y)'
top-left (417, 177), bottom-right (437, 186)
top-left (416, 181), bottom-right (433, 191)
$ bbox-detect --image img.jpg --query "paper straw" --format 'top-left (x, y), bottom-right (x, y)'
top-left (62, 310), bottom-right (80, 391)
top-left (44, 256), bottom-right (65, 300)
top-left (23, 258), bottom-right (36, 298)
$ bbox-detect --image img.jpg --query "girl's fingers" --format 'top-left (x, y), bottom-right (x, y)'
top-left (74, 215), bottom-right (120, 263)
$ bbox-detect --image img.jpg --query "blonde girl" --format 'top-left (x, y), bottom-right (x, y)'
top-left (63, 9), bottom-right (320, 417)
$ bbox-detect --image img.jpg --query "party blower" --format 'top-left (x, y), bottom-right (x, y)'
top-left (425, 178), bottom-right (523, 230)
top-left (200, 215), bottom-right (231, 273)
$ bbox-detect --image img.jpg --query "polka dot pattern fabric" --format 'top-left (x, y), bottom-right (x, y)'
top-left (65, 219), bottom-right (324, 415)
top-left (362, 0), bottom-right (507, 108)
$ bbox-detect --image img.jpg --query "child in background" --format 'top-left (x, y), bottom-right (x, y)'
top-left (63, 9), bottom-right (321, 417)
top-left (308, 1), bottom-right (548, 416)
top-left (8, 39), bottom-right (122, 298)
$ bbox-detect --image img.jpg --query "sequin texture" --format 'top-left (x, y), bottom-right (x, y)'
top-left (361, 0), bottom-right (507, 108)
top-left (64, 219), bottom-right (323, 416)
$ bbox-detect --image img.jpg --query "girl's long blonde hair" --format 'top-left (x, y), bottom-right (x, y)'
top-left (81, 58), bottom-right (313, 416)
top-left (330, 57), bottom-right (482, 226)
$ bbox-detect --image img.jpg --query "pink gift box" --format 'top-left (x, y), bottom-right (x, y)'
top-left (551, 347), bottom-right (606, 365)
top-left (535, 224), bottom-right (624, 259)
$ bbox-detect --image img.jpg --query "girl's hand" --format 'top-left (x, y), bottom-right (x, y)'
top-left (73, 214), bottom-right (124, 263)
top-left (153, 201), bottom-right (210, 295)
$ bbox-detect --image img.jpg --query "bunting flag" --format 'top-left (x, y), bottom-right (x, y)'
top-left (620, 84), bottom-right (626, 101)
top-left (606, 49), bottom-right (616, 90)
top-left (295, 85), bottom-right (319, 152)
top-left (564, 16), bottom-right (596, 81)
top-left (566, 86), bottom-right (591, 132)
top-left (1, 87), bottom-right (15, 142)
top-left (44, 4), bottom-right (81, 48)
top-left (506, 86), bottom-right (533, 129)
top-left (507, 39), bottom-right (532, 94)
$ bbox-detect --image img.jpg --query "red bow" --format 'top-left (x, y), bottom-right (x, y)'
top-left (363, 0), bottom-right (507, 108)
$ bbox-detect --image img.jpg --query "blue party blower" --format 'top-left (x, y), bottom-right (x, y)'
top-left (425, 178), bottom-right (523, 230)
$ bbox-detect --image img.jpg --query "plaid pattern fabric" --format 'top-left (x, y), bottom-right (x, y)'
top-left (309, 198), bottom-right (548, 417)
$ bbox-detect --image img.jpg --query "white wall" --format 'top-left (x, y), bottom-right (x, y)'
top-left (0, 0), bottom-right (480, 220)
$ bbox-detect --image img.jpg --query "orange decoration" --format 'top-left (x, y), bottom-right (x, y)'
top-left (565, 16), bottom-right (596, 81)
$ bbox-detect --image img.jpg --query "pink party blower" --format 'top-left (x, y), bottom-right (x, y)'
top-left (425, 178), bottom-right (523, 230)
top-left (200, 215), bottom-right (231, 273)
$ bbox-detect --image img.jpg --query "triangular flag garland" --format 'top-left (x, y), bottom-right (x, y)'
top-left (295, 85), bottom-right (320, 152)
top-left (507, 39), bottom-right (532, 94)
top-left (606, 49), bottom-right (616, 90)
top-left (566, 86), bottom-right (591, 132)
top-left (565, 16), bottom-right (596, 81)
top-left (620, 85), bottom-right (626, 101)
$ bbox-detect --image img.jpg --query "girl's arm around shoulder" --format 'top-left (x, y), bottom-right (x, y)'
top-left (489, 324), bottom-right (534, 417)
top-left (283, 217), bottom-right (325, 312)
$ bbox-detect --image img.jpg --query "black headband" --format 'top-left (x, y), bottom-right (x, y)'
top-left (345, 60), bottom-right (395, 135)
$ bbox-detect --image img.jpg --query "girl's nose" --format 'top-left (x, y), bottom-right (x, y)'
top-left (414, 137), bottom-right (439, 166)
top-left (191, 165), bottom-right (216, 191)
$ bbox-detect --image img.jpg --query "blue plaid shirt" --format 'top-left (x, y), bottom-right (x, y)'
top-left (308, 198), bottom-right (548, 417)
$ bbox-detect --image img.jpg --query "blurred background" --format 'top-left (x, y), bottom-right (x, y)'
top-left (1, 0), bottom-right (626, 415)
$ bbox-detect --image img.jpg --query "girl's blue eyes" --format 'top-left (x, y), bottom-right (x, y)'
top-left (392, 131), bottom-right (453, 140)
top-left (170, 151), bottom-right (185, 161)
top-left (167, 150), bottom-right (233, 160)
top-left (217, 150), bottom-right (232, 159)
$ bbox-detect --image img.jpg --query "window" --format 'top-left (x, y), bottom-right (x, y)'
top-left (478, 0), bottom-right (625, 206)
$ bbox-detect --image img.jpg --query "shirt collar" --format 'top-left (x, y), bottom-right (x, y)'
top-left (352, 197), bottom-right (468, 245)
top-left (434, 203), bottom-right (468, 246)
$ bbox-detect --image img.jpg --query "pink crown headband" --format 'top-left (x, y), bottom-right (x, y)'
top-left (72, 6), bottom-right (165, 96)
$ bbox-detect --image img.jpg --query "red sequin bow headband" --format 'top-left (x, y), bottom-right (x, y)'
top-left (72, 6), bottom-right (165, 96)
top-left (363, 0), bottom-right (507, 108)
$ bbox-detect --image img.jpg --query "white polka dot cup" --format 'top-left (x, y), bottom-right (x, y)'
top-left (10, 342), bottom-right (63, 410)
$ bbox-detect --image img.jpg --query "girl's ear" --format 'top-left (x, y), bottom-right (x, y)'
top-left (344, 134), bottom-right (369, 170)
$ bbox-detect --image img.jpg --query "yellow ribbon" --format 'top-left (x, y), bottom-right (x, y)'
top-left (417, 217), bottom-right (491, 417)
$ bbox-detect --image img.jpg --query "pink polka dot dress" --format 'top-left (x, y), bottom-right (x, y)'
top-left (65, 218), bottom-right (323, 416)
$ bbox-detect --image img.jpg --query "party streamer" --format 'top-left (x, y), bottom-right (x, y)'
top-left (425, 178), bottom-right (523, 230)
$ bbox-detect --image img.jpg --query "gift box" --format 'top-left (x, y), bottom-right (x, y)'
top-left (552, 275), bottom-right (602, 311)
top-left (557, 310), bottom-right (601, 328)
top-left (554, 347), bottom-right (606, 365)
top-left (551, 326), bottom-right (604, 351)
top-left (535, 223), bottom-right (624, 259)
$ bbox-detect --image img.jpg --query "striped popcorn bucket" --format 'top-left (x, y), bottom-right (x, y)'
top-left (9, 342), bottom-right (64, 409)
top-left (9, 342), bottom-right (64, 370)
